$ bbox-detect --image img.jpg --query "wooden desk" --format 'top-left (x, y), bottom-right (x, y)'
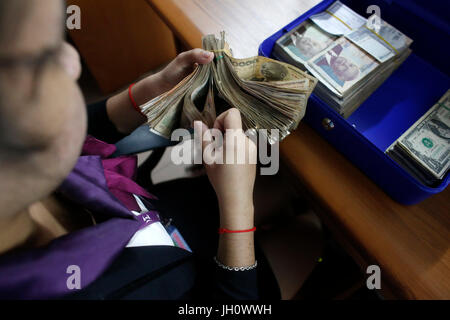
top-left (147, 0), bottom-right (450, 299)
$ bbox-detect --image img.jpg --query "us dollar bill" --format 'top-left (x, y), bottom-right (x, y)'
top-left (394, 90), bottom-right (450, 179)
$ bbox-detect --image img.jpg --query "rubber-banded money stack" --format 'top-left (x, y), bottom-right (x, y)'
top-left (273, 1), bottom-right (413, 118)
top-left (386, 90), bottom-right (450, 186)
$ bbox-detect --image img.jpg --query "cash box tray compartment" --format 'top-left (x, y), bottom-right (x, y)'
top-left (259, 0), bottom-right (450, 204)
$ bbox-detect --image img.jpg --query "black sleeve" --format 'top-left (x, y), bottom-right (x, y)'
top-left (209, 242), bottom-right (280, 300)
top-left (64, 246), bottom-right (260, 300)
top-left (87, 99), bottom-right (127, 144)
top-left (65, 246), bottom-right (197, 300)
top-left (213, 266), bottom-right (258, 300)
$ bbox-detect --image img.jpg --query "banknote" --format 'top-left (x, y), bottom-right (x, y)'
top-left (310, 0), bottom-right (366, 36)
top-left (228, 55), bottom-right (317, 97)
top-left (274, 2), bottom-right (413, 118)
top-left (365, 14), bottom-right (413, 52)
top-left (181, 64), bottom-right (216, 129)
top-left (396, 90), bottom-right (450, 179)
top-left (228, 55), bottom-right (312, 83)
top-left (345, 14), bottom-right (413, 63)
top-left (143, 67), bottom-right (200, 137)
top-left (307, 37), bottom-right (379, 96)
top-left (275, 20), bottom-right (337, 64)
top-left (140, 32), bottom-right (317, 142)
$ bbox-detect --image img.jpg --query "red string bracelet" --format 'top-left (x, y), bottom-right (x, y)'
top-left (218, 227), bottom-right (256, 234)
top-left (128, 83), bottom-right (146, 118)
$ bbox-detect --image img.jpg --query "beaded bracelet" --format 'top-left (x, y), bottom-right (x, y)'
top-left (213, 256), bottom-right (258, 272)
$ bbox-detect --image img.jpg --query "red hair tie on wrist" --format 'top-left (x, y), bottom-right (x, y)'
top-left (128, 83), bottom-right (146, 118)
top-left (218, 227), bottom-right (256, 234)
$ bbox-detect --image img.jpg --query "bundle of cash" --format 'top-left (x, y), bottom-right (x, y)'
top-left (273, 1), bottom-right (412, 118)
top-left (386, 90), bottom-right (450, 186)
top-left (140, 32), bottom-right (317, 143)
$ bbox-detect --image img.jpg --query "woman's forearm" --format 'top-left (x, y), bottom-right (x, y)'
top-left (105, 74), bottom-right (163, 134)
top-left (216, 204), bottom-right (256, 267)
top-left (105, 49), bottom-right (214, 135)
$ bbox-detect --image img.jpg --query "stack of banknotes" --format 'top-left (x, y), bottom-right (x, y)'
top-left (386, 90), bottom-right (450, 187)
top-left (274, 1), bottom-right (413, 118)
top-left (140, 32), bottom-right (317, 143)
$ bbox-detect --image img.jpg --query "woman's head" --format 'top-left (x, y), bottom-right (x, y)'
top-left (0, 0), bottom-right (86, 215)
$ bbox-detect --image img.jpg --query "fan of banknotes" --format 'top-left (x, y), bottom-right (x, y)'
top-left (386, 90), bottom-right (450, 187)
top-left (273, 1), bottom-right (413, 118)
top-left (139, 32), bottom-right (317, 143)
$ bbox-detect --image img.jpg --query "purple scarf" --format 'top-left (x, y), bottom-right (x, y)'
top-left (0, 136), bottom-right (159, 299)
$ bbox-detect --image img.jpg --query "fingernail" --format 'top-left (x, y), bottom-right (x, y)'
top-left (202, 50), bottom-right (213, 59)
top-left (193, 120), bottom-right (202, 129)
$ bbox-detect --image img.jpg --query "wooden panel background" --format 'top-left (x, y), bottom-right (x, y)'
top-left (68, 0), bottom-right (177, 94)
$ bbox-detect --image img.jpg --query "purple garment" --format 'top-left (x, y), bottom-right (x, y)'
top-left (0, 136), bottom-right (159, 299)
top-left (81, 136), bottom-right (157, 212)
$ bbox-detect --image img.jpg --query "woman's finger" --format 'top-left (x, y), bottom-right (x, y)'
top-left (213, 108), bottom-right (243, 132)
top-left (177, 48), bottom-right (214, 67)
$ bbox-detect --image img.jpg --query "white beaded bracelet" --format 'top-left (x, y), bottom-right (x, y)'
top-left (213, 256), bottom-right (258, 271)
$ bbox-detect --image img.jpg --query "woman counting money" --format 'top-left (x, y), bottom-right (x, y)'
top-left (0, 0), bottom-right (321, 300)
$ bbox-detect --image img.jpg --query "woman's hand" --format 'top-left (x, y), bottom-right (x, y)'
top-left (196, 108), bottom-right (257, 268)
top-left (148, 49), bottom-right (214, 97)
top-left (195, 108), bottom-right (257, 230)
top-left (107, 49), bottom-right (214, 134)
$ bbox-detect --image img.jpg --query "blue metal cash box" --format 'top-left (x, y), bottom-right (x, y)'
top-left (259, 0), bottom-right (450, 204)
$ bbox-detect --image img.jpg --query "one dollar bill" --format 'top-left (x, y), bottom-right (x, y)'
top-left (395, 90), bottom-right (450, 180)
